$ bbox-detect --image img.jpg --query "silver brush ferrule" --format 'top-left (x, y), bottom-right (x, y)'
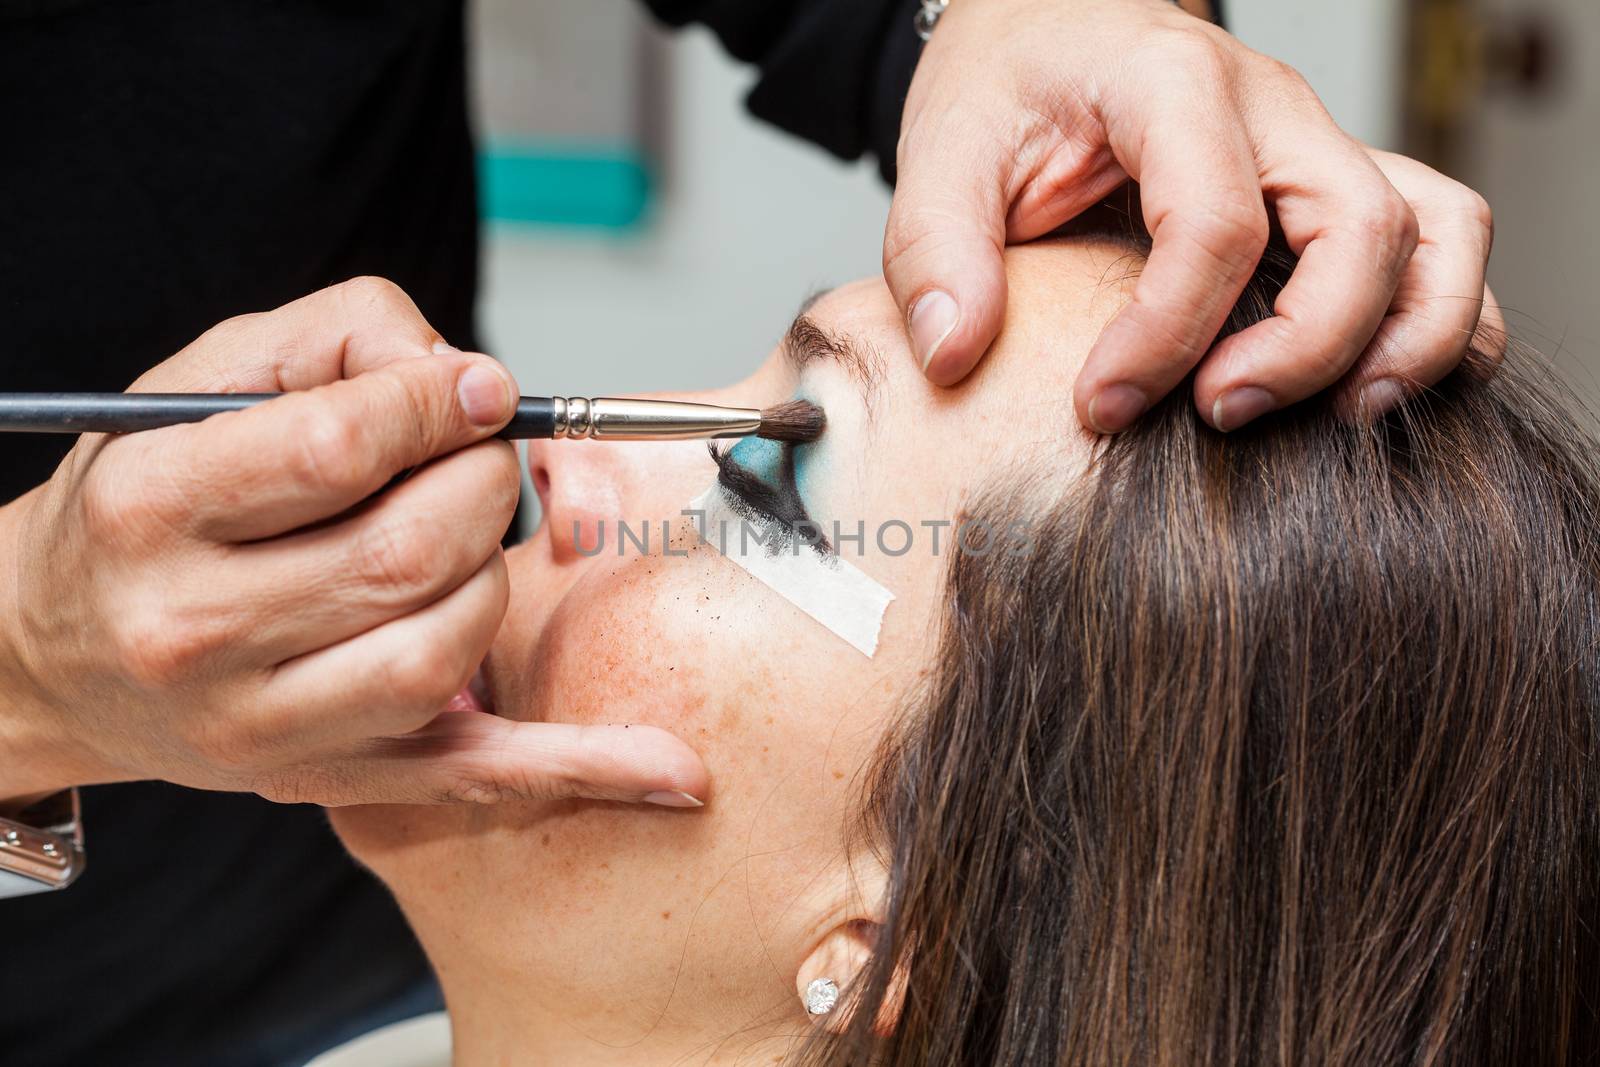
top-left (550, 397), bottom-right (763, 440)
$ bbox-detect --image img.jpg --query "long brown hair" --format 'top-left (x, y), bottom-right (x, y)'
top-left (803, 223), bottom-right (1600, 1064)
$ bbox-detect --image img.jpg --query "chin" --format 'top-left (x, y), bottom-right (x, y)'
top-left (328, 646), bottom-right (514, 864)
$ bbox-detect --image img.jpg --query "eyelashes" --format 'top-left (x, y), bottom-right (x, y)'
top-left (708, 442), bottom-right (832, 554)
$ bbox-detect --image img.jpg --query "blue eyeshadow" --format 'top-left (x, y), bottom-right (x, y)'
top-left (730, 395), bottom-right (824, 499)
top-left (793, 442), bottom-right (821, 498)
top-left (727, 436), bottom-right (785, 483)
top-left (791, 391), bottom-right (824, 496)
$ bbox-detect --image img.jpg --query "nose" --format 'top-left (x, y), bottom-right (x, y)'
top-left (527, 392), bottom-right (725, 563)
top-left (527, 436), bottom-right (623, 563)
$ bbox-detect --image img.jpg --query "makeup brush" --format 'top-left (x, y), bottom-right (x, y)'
top-left (0, 394), bottom-right (826, 444)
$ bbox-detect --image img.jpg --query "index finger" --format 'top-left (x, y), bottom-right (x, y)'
top-left (131, 276), bottom-right (446, 395)
top-left (161, 347), bottom-right (519, 542)
top-left (1072, 108), bottom-right (1269, 432)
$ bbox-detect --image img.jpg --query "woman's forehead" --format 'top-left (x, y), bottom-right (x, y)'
top-left (794, 240), bottom-right (1126, 462)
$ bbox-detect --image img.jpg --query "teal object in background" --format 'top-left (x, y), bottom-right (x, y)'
top-left (478, 140), bottom-right (653, 230)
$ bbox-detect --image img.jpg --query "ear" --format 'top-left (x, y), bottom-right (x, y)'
top-left (793, 858), bottom-right (907, 1037)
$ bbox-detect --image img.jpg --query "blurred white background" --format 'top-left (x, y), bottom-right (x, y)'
top-left (476, 16), bottom-right (889, 400)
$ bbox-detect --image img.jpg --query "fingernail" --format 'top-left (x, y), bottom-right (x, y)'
top-left (1087, 384), bottom-right (1150, 433)
top-left (1355, 378), bottom-right (1407, 421)
top-left (432, 340), bottom-right (461, 355)
top-left (643, 790), bottom-right (705, 809)
top-left (458, 363), bottom-right (514, 426)
top-left (910, 290), bottom-right (960, 372)
top-left (1212, 386), bottom-right (1277, 432)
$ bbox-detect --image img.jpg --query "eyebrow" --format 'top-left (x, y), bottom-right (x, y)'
top-left (781, 302), bottom-right (884, 419)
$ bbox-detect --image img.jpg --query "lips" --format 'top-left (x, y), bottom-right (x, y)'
top-left (444, 661), bottom-right (496, 715)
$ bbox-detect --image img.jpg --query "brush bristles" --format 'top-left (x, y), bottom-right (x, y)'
top-left (757, 399), bottom-right (826, 443)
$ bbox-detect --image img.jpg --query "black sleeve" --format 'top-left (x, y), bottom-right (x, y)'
top-left (637, 0), bottom-right (918, 184)
top-left (637, 0), bottom-right (1228, 187)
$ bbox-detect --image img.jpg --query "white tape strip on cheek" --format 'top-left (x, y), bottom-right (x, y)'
top-left (689, 486), bottom-right (895, 657)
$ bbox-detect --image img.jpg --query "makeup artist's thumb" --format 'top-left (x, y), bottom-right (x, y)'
top-left (882, 133), bottom-right (1009, 386)
top-left (330, 714), bottom-right (710, 808)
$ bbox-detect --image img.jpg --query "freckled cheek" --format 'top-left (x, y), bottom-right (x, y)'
top-left (518, 554), bottom-right (792, 764)
top-left (459, 557), bottom-right (830, 917)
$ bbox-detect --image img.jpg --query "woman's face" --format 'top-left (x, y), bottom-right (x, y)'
top-left (333, 241), bottom-right (1127, 1060)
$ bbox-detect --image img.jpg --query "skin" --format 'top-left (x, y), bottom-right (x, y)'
top-left (0, 279), bottom-right (706, 809)
top-left (890, 0), bottom-right (1502, 430)
top-left (0, 0), bottom-right (1500, 819)
top-left (332, 240), bottom-right (1124, 1065)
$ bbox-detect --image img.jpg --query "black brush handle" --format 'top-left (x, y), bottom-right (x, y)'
top-left (0, 393), bottom-right (559, 439)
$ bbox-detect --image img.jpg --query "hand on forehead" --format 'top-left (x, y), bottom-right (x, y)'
top-left (778, 238), bottom-right (1122, 527)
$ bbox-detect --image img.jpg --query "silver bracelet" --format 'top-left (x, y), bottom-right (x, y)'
top-left (914, 0), bottom-right (949, 41)
top-left (0, 787), bottom-right (84, 898)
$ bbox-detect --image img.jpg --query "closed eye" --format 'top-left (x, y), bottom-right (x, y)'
top-left (708, 442), bottom-right (831, 554)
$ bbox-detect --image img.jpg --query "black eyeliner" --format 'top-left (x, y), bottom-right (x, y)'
top-left (707, 443), bottom-right (832, 554)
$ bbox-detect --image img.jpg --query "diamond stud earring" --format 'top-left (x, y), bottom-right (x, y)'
top-left (804, 977), bottom-right (840, 1016)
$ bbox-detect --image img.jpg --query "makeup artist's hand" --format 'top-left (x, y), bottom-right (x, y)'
top-left (0, 278), bottom-right (708, 808)
top-left (883, 0), bottom-right (1502, 431)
